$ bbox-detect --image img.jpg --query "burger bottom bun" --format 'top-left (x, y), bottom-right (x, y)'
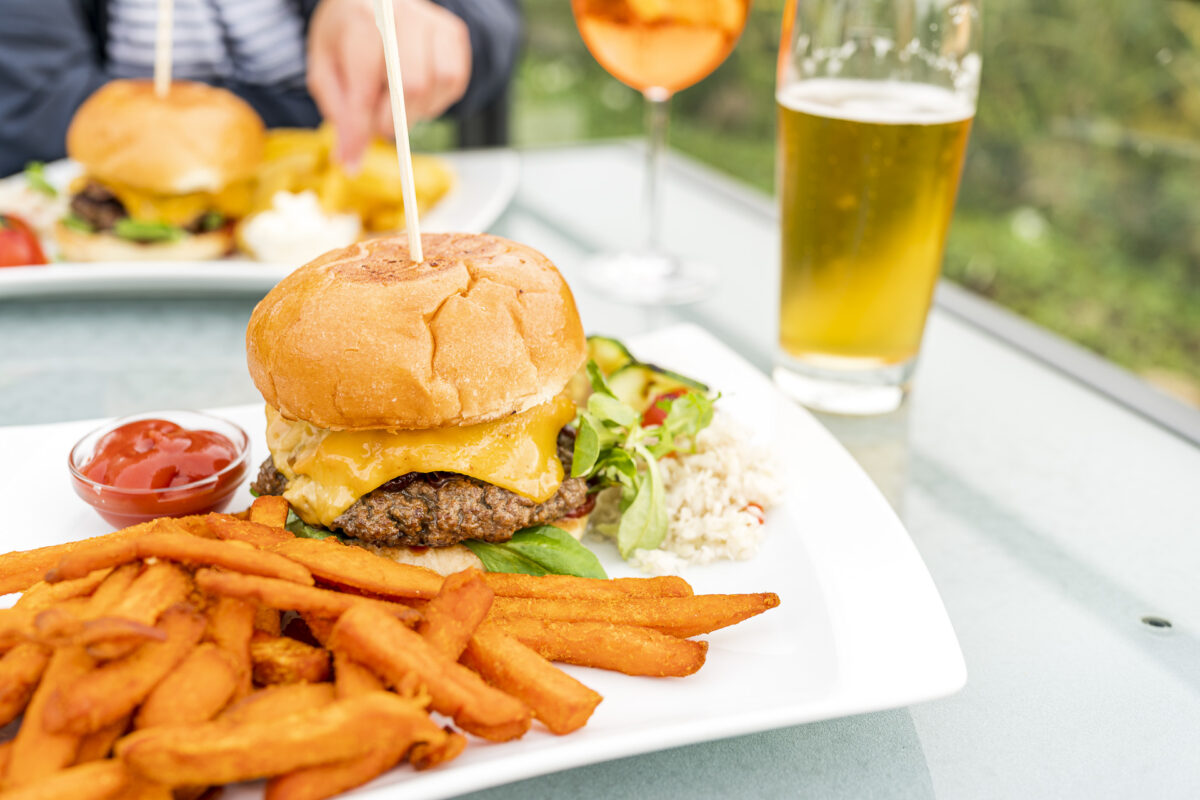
top-left (348, 513), bottom-right (592, 576)
top-left (54, 222), bottom-right (233, 262)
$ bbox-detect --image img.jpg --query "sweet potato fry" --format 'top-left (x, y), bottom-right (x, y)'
top-left (78, 563), bottom-right (189, 661)
top-left (46, 532), bottom-right (313, 586)
top-left (96, 562), bottom-right (191, 629)
top-left (250, 633), bottom-right (331, 685)
top-left (254, 606), bottom-right (283, 636)
top-left (122, 778), bottom-right (174, 800)
top-left (67, 616), bottom-right (166, 651)
top-left (7, 645), bottom-right (93, 785)
top-left (82, 563), bottom-right (142, 616)
top-left (417, 568), bottom-right (493, 660)
top-left (74, 714), bottom-right (130, 763)
top-left (0, 758), bottom-right (130, 800)
top-left (117, 691), bottom-right (433, 785)
top-left (333, 651), bottom-right (384, 698)
top-left (0, 738), bottom-right (12, 777)
top-left (0, 516), bottom-right (183, 596)
top-left (15, 569), bottom-right (112, 612)
top-left (43, 606), bottom-right (206, 735)
top-left (0, 605), bottom-right (43, 649)
top-left (207, 515), bottom-right (294, 548)
top-left (301, 614), bottom-right (335, 646)
top-left (135, 643), bottom-right (239, 729)
top-left (270, 538), bottom-right (442, 600)
top-left (489, 616), bottom-right (708, 677)
top-left (218, 682), bottom-right (336, 726)
top-left (247, 496), bottom-right (292, 529)
top-left (483, 573), bottom-right (693, 600)
top-left (488, 592), bottom-right (781, 638)
top-left (194, 569), bottom-right (420, 625)
top-left (331, 604), bottom-right (530, 741)
top-left (264, 711), bottom-right (453, 800)
top-left (462, 622), bottom-right (602, 736)
top-left (206, 596), bottom-right (255, 698)
top-left (0, 642), bottom-right (51, 726)
top-left (409, 728), bottom-right (468, 770)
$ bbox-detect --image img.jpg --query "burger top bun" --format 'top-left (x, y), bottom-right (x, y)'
top-left (67, 80), bottom-right (265, 194)
top-left (246, 233), bottom-right (587, 431)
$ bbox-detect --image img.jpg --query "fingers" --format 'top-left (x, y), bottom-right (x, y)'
top-left (398, 3), bottom-right (471, 121)
top-left (310, 0), bottom-right (474, 156)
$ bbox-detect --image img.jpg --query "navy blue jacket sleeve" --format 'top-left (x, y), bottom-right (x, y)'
top-left (0, 0), bottom-right (109, 177)
top-left (435, 0), bottom-right (523, 117)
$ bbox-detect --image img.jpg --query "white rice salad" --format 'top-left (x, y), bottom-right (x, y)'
top-left (589, 411), bottom-right (783, 575)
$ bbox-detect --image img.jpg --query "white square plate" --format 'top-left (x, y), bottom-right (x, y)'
top-left (0, 323), bottom-right (965, 799)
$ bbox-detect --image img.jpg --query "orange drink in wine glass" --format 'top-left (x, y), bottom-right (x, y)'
top-left (571, 0), bottom-right (751, 304)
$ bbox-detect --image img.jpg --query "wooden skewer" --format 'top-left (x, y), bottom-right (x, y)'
top-left (153, 0), bottom-right (174, 98)
top-left (372, 0), bottom-right (424, 263)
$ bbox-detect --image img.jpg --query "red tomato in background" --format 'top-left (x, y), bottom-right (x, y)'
top-left (641, 389), bottom-right (689, 427)
top-left (0, 214), bottom-right (47, 266)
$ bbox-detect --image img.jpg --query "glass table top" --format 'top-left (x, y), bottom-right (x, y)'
top-left (1, 143), bottom-right (1197, 799)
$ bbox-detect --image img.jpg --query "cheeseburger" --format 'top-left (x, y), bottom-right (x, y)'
top-left (246, 233), bottom-right (591, 572)
top-left (56, 80), bottom-right (264, 261)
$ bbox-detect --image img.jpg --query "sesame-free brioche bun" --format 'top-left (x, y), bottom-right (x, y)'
top-left (246, 233), bottom-right (587, 431)
top-left (67, 80), bottom-right (265, 194)
top-left (53, 221), bottom-right (233, 262)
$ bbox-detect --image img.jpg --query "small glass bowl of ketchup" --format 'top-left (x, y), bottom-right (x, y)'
top-left (68, 411), bottom-right (251, 527)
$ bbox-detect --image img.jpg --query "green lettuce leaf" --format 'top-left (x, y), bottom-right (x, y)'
top-left (464, 525), bottom-right (607, 578)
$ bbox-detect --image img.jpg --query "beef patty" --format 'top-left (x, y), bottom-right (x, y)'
top-left (69, 181), bottom-right (220, 234)
top-left (250, 429), bottom-right (589, 547)
top-left (70, 182), bottom-right (127, 231)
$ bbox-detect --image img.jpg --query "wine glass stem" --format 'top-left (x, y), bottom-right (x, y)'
top-left (643, 87), bottom-right (671, 255)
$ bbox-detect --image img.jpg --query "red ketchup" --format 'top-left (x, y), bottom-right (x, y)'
top-left (72, 418), bottom-right (248, 526)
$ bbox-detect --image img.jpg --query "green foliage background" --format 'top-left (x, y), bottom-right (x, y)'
top-left (430, 0), bottom-right (1200, 401)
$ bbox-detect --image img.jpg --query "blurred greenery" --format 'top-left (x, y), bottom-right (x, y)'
top-left (421, 0), bottom-right (1200, 404)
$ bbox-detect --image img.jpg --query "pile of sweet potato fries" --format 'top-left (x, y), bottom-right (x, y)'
top-left (0, 496), bottom-right (779, 800)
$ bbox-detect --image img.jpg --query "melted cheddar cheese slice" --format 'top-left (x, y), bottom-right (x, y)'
top-left (265, 394), bottom-right (577, 528)
top-left (74, 177), bottom-right (254, 225)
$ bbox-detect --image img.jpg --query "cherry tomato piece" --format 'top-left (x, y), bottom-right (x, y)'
top-left (0, 213), bottom-right (47, 267)
top-left (641, 389), bottom-right (689, 427)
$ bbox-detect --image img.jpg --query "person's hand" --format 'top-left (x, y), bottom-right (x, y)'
top-left (308, 0), bottom-right (471, 168)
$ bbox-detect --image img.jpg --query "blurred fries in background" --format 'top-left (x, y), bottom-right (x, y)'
top-left (251, 125), bottom-right (454, 234)
top-left (0, 496), bottom-right (779, 800)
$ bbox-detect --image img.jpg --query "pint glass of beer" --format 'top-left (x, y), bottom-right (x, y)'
top-left (774, 0), bottom-right (981, 414)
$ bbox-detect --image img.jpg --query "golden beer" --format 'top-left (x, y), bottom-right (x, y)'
top-left (777, 80), bottom-right (974, 368)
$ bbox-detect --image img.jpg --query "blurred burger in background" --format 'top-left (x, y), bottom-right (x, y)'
top-left (55, 80), bottom-right (264, 261)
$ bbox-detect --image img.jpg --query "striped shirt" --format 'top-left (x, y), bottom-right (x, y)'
top-left (107, 0), bottom-right (308, 88)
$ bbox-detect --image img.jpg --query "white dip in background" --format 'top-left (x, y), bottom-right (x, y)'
top-left (240, 191), bottom-right (360, 265)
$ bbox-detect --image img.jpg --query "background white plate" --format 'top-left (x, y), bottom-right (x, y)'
top-left (0, 324), bottom-right (965, 799)
top-left (0, 149), bottom-right (519, 299)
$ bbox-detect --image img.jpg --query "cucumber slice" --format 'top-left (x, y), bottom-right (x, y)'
top-left (607, 363), bottom-right (708, 413)
top-left (587, 336), bottom-right (635, 377)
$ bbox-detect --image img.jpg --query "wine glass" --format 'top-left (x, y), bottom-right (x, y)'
top-left (572, 0), bottom-right (751, 304)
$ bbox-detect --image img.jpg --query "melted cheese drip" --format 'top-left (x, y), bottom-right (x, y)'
top-left (265, 394), bottom-right (577, 528)
top-left (77, 177), bottom-right (254, 225)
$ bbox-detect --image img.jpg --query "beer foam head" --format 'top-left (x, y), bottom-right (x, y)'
top-left (777, 79), bottom-right (973, 125)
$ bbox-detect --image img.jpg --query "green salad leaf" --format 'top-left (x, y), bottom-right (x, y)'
top-left (285, 510), bottom-right (347, 542)
top-left (24, 162), bottom-right (56, 197)
top-left (464, 525), bottom-right (607, 578)
top-left (198, 211), bottom-right (225, 232)
top-left (572, 359), bottom-right (714, 558)
top-left (113, 218), bottom-right (185, 243)
top-left (61, 214), bottom-right (94, 233)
